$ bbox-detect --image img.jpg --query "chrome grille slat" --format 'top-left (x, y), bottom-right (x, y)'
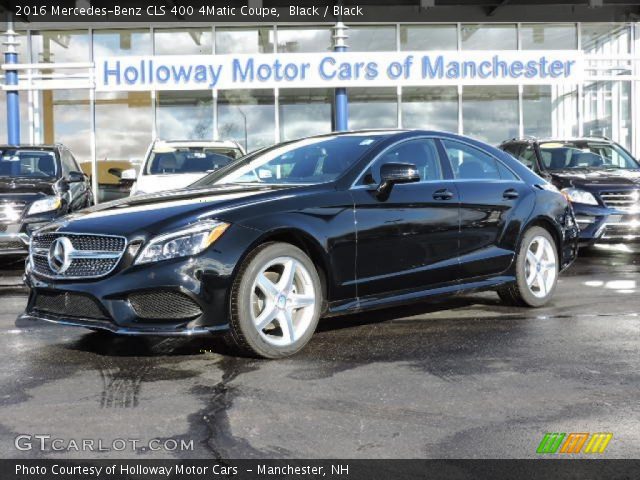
top-left (600, 190), bottom-right (640, 212)
top-left (30, 232), bottom-right (127, 280)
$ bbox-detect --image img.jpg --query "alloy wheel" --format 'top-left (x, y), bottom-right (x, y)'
top-left (525, 235), bottom-right (557, 298)
top-left (250, 256), bottom-right (317, 347)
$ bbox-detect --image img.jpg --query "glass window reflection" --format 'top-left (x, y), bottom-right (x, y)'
top-left (277, 27), bottom-right (332, 53)
top-left (93, 29), bottom-right (151, 56)
top-left (581, 23), bottom-right (631, 54)
top-left (462, 86), bottom-right (518, 145)
top-left (523, 85), bottom-right (552, 138)
top-left (349, 88), bottom-right (398, 130)
top-left (216, 27), bottom-right (274, 54)
top-left (155, 28), bottom-right (212, 55)
top-left (461, 24), bottom-right (517, 50)
top-left (157, 91), bottom-right (213, 140)
top-left (348, 25), bottom-right (396, 51)
top-left (520, 24), bottom-right (577, 50)
top-left (217, 90), bottom-right (275, 151)
top-left (32, 30), bottom-right (90, 62)
top-left (402, 87), bottom-right (458, 132)
top-left (279, 89), bottom-right (332, 142)
top-left (400, 25), bottom-right (457, 51)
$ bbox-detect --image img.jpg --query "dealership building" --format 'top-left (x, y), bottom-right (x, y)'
top-left (1, 1), bottom-right (640, 200)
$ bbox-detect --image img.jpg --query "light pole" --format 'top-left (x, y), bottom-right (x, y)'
top-left (333, 21), bottom-right (349, 131)
top-left (3, 13), bottom-right (20, 146)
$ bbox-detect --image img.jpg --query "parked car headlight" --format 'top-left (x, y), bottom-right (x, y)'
top-left (135, 221), bottom-right (230, 265)
top-left (561, 188), bottom-right (598, 206)
top-left (27, 196), bottom-right (62, 215)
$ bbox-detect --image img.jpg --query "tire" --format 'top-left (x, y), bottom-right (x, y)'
top-left (498, 226), bottom-right (559, 308)
top-left (226, 242), bottom-right (323, 359)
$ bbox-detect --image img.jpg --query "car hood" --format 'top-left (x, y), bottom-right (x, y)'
top-left (133, 173), bottom-right (208, 195)
top-left (52, 184), bottom-right (302, 237)
top-left (548, 169), bottom-right (640, 188)
top-left (0, 177), bottom-right (56, 203)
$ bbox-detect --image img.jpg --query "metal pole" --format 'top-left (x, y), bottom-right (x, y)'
top-left (3, 13), bottom-right (20, 146)
top-left (333, 21), bottom-right (349, 131)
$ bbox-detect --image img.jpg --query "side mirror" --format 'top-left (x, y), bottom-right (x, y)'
top-left (376, 162), bottom-right (420, 197)
top-left (66, 171), bottom-right (85, 183)
top-left (121, 168), bottom-right (137, 181)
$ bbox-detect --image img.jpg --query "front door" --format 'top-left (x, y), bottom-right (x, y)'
top-left (351, 138), bottom-right (460, 299)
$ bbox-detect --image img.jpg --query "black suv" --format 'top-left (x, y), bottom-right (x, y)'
top-left (0, 144), bottom-right (93, 257)
top-left (500, 137), bottom-right (640, 246)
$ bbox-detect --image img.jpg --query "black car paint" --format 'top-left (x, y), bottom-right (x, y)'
top-left (500, 139), bottom-right (640, 245)
top-left (0, 145), bottom-right (93, 256)
top-left (22, 131), bottom-right (579, 335)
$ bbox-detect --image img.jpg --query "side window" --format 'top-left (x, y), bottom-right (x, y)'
top-left (517, 145), bottom-right (537, 170)
top-left (60, 149), bottom-right (78, 175)
top-left (443, 140), bottom-right (501, 180)
top-left (361, 138), bottom-right (442, 185)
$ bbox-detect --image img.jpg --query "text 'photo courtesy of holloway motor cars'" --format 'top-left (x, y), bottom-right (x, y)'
top-left (20, 130), bottom-right (579, 358)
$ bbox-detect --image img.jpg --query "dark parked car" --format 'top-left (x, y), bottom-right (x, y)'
top-left (0, 144), bottom-right (93, 257)
top-left (500, 137), bottom-right (640, 246)
top-left (21, 130), bottom-right (578, 358)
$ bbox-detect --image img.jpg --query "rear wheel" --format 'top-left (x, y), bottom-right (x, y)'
top-left (227, 242), bottom-right (322, 358)
top-left (498, 226), bottom-right (558, 307)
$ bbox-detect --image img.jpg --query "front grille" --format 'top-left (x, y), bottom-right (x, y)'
top-left (32, 290), bottom-right (110, 321)
top-left (30, 232), bottom-right (127, 279)
top-left (128, 290), bottom-right (202, 320)
top-left (600, 190), bottom-right (640, 212)
top-left (0, 201), bottom-right (26, 222)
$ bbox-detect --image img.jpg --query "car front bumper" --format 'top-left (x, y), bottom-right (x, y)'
top-left (573, 205), bottom-right (640, 245)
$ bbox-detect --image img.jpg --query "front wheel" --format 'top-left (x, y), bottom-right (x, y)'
top-left (226, 242), bottom-right (323, 359)
top-left (498, 226), bottom-right (559, 307)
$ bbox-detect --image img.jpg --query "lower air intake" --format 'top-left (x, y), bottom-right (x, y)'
top-left (128, 290), bottom-right (202, 320)
top-left (32, 291), bottom-right (110, 321)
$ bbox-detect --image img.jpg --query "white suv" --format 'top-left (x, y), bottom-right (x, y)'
top-left (126, 140), bottom-right (245, 196)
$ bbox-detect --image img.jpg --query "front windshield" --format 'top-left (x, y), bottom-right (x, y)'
top-left (539, 141), bottom-right (639, 170)
top-left (145, 147), bottom-right (241, 175)
top-left (199, 134), bottom-right (388, 186)
top-left (0, 149), bottom-right (58, 178)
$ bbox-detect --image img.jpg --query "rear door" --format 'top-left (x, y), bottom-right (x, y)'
top-left (440, 138), bottom-right (534, 280)
top-left (352, 137), bottom-right (460, 299)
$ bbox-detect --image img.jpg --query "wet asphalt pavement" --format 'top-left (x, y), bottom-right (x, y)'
top-left (0, 248), bottom-right (639, 460)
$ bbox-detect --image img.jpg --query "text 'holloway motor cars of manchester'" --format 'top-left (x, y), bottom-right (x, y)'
top-left (21, 130), bottom-right (579, 358)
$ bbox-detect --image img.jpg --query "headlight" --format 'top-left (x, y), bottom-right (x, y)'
top-left (135, 221), bottom-right (230, 265)
top-left (561, 188), bottom-right (599, 206)
top-left (27, 196), bottom-right (62, 215)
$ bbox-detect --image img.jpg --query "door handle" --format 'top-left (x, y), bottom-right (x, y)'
top-left (433, 189), bottom-right (454, 201)
top-left (503, 188), bottom-right (519, 200)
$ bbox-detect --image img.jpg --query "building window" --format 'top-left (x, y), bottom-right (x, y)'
top-left (581, 23), bottom-right (631, 54)
top-left (279, 89), bottom-right (332, 142)
top-left (157, 91), bottom-right (213, 140)
top-left (217, 90), bottom-right (275, 151)
top-left (95, 92), bottom-right (152, 201)
top-left (93, 29), bottom-right (151, 56)
top-left (462, 86), bottom-right (518, 145)
top-left (154, 28), bottom-right (212, 55)
top-left (460, 24), bottom-right (517, 50)
top-left (348, 88), bottom-right (398, 130)
top-left (400, 25), bottom-right (458, 51)
top-left (523, 85), bottom-right (552, 138)
top-left (31, 30), bottom-right (90, 62)
top-left (215, 27), bottom-right (274, 54)
top-left (348, 25), bottom-right (396, 51)
top-left (276, 27), bottom-right (332, 53)
top-left (520, 24), bottom-right (577, 50)
top-left (583, 81), bottom-right (632, 149)
top-left (401, 87), bottom-right (458, 132)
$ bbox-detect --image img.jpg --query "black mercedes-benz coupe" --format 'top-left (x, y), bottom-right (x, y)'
top-left (21, 130), bottom-right (579, 358)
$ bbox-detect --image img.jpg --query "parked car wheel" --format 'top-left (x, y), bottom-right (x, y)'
top-left (498, 226), bottom-right (558, 307)
top-left (227, 242), bottom-right (322, 359)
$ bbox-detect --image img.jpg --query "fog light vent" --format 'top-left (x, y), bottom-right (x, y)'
top-left (128, 290), bottom-right (202, 320)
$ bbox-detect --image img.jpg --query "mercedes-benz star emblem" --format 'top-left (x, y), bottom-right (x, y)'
top-left (48, 237), bottom-right (74, 274)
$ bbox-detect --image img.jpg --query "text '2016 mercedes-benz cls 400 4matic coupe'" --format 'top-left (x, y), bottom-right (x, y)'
top-left (21, 130), bottom-right (579, 358)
